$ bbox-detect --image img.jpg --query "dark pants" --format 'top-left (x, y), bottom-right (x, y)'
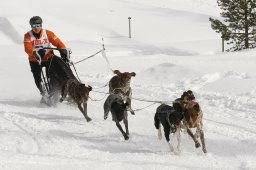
top-left (29, 60), bottom-right (50, 94)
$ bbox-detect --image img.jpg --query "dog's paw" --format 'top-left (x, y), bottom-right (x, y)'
top-left (195, 142), bottom-right (201, 148)
top-left (124, 135), bottom-right (129, 140)
top-left (59, 98), bottom-right (64, 103)
top-left (104, 115), bottom-right (108, 120)
top-left (130, 111), bottom-right (135, 115)
top-left (86, 117), bottom-right (92, 122)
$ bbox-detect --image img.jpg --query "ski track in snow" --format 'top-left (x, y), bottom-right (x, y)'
top-left (1, 43), bottom-right (255, 168)
top-left (1, 68), bottom-right (256, 169)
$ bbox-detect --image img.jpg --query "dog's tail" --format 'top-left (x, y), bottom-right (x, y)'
top-left (154, 112), bottom-right (160, 129)
top-left (154, 112), bottom-right (162, 140)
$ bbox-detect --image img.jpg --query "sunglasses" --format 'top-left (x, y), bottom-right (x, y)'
top-left (31, 24), bottom-right (42, 28)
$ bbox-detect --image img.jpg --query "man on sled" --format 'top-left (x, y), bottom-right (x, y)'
top-left (23, 16), bottom-right (75, 105)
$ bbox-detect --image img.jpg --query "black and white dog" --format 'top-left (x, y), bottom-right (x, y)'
top-left (154, 104), bottom-right (184, 152)
top-left (104, 93), bottom-right (130, 140)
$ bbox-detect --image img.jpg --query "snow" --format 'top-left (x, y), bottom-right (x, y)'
top-left (0, 0), bottom-right (256, 169)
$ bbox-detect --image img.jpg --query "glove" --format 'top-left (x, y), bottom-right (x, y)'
top-left (33, 48), bottom-right (46, 62)
top-left (59, 49), bottom-right (69, 62)
top-left (60, 49), bottom-right (70, 63)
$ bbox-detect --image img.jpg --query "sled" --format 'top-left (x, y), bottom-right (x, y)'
top-left (34, 47), bottom-right (76, 106)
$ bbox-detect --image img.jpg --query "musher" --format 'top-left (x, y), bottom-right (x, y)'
top-left (23, 16), bottom-right (69, 98)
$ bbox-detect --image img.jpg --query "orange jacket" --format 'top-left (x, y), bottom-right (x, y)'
top-left (24, 29), bottom-right (66, 62)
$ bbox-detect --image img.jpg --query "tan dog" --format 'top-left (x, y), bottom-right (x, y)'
top-left (60, 79), bottom-right (92, 122)
top-left (182, 100), bottom-right (207, 153)
top-left (109, 70), bottom-right (136, 115)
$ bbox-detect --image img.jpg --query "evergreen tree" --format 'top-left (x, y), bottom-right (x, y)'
top-left (209, 0), bottom-right (256, 51)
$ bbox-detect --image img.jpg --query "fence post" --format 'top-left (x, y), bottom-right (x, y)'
top-left (222, 36), bottom-right (224, 52)
top-left (128, 17), bottom-right (131, 38)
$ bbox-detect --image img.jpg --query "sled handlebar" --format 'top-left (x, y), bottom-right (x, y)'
top-left (33, 47), bottom-right (72, 65)
top-left (43, 47), bottom-right (62, 51)
top-left (46, 47), bottom-right (71, 56)
top-left (33, 47), bottom-right (43, 65)
top-left (43, 47), bottom-right (72, 61)
top-left (43, 47), bottom-right (72, 53)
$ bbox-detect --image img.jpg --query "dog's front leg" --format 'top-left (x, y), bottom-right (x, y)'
top-left (123, 117), bottom-right (129, 136)
top-left (185, 124), bottom-right (200, 148)
top-left (116, 122), bottom-right (129, 140)
top-left (163, 126), bottom-right (174, 152)
top-left (126, 89), bottom-right (135, 115)
top-left (127, 97), bottom-right (135, 115)
top-left (197, 125), bottom-right (207, 153)
top-left (77, 103), bottom-right (92, 122)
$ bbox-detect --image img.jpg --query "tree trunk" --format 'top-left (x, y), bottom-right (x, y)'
top-left (244, 0), bottom-right (249, 48)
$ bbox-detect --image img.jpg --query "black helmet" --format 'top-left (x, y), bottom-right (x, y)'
top-left (29, 16), bottom-right (43, 25)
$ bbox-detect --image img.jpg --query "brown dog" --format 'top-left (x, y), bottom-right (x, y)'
top-left (60, 79), bottom-right (92, 122)
top-left (109, 70), bottom-right (136, 115)
top-left (182, 100), bottom-right (207, 153)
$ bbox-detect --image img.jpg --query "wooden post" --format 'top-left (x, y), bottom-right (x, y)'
top-left (221, 34), bottom-right (225, 52)
top-left (128, 17), bottom-right (131, 38)
top-left (222, 37), bottom-right (224, 52)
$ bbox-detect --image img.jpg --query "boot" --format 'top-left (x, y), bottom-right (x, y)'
top-left (39, 82), bottom-right (47, 96)
top-left (39, 82), bottom-right (49, 105)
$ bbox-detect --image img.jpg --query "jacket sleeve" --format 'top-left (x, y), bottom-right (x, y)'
top-left (24, 33), bottom-right (33, 56)
top-left (46, 30), bottom-right (66, 49)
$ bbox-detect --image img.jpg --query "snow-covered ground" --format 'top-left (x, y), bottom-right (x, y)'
top-left (0, 0), bottom-right (256, 169)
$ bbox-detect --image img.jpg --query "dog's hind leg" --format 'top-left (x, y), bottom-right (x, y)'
top-left (116, 122), bottom-right (129, 140)
top-left (83, 103), bottom-right (92, 122)
top-left (78, 103), bottom-right (92, 122)
top-left (176, 127), bottom-right (181, 152)
top-left (185, 124), bottom-right (200, 148)
top-left (168, 142), bottom-right (174, 152)
top-left (158, 125), bottom-right (162, 140)
top-left (103, 99), bottom-right (110, 120)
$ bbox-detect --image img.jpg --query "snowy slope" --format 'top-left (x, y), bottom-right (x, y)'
top-left (0, 0), bottom-right (256, 169)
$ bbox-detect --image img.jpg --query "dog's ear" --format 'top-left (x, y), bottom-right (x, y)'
top-left (193, 103), bottom-right (200, 112)
top-left (181, 92), bottom-right (188, 99)
top-left (113, 70), bottom-right (121, 76)
top-left (87, 85), bottom-right (92, 91)
top-left (79, 84), bottom-right (85, 88)
top-left (187, 90), bottom-right (193, 94)
top-left (131, 72), bottom-right (136, 77)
